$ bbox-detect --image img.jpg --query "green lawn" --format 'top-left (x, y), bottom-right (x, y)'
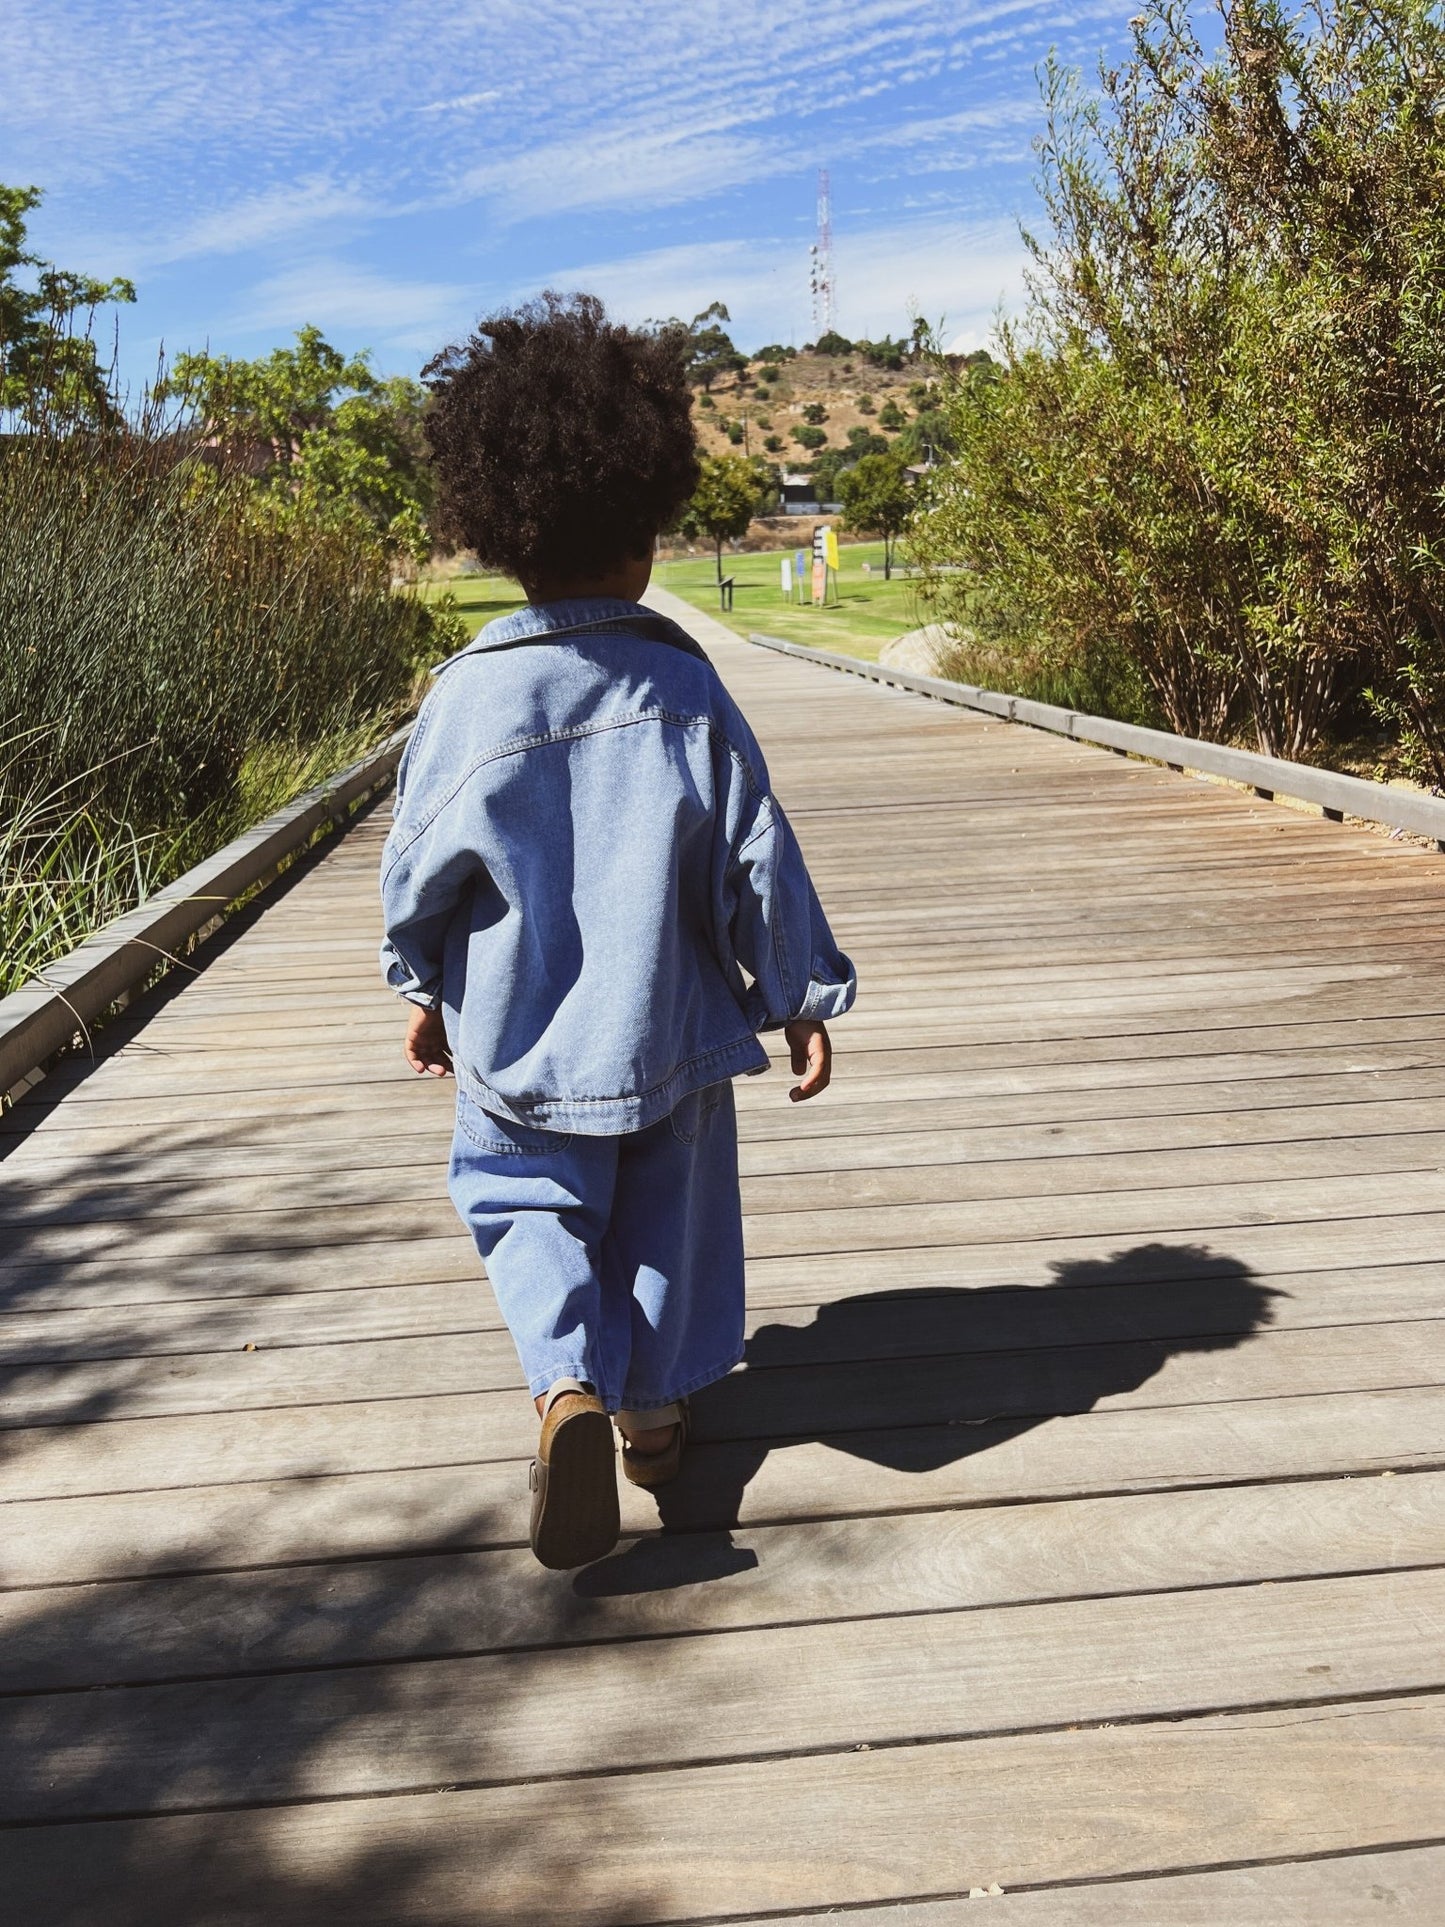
top-left (426, 541), bottom-right (925, 662)
top-left (424, 570), bottom-right (528, 637)
top-left (654, 541), bottom-right (926, 662)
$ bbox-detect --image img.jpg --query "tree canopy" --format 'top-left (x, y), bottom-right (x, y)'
top-left (838, 450), bottom-right (914, 578)
top-left (1, 184), bottom-right (135, 426)
top-left (678, 453), bottom-right (768, 579)
top-left (159, 327), bottom-right (434, 560)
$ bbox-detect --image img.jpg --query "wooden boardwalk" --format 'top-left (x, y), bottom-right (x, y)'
top-left (2, 588), bottom-right (1444, 1923)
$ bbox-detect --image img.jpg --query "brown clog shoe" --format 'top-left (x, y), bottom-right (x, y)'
top-left (529, 1390), bottom-right (619, 1569)
top-left (618, 1398), bottom-right (690, 1490)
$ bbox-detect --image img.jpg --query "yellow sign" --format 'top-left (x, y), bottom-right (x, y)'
top-left (824, 527), bottom-right (839, 570)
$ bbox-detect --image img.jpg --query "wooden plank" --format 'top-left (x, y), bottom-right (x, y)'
top-left (0, 1320), bottom-right (1438, 1506)
top-left (10, 1019), bottom-right (1445, 1135)
top-left (6, 1253), bottom-right (1442, 1366)
top-left (3, 1468), bottom-right (1439, 1688)
top-left (4, 1386), bottom-right (1436, 1585)
top-left (9, 1167), bottom-right (1445, 1274)
top-left (3, 1695), bottom-right (1442, 1923)
top-left (9, 1204), bottom-right (1445, 1315)
top-left (4, 1566), bottom-right (1443, 1823)
top-left (11, 1064), bottom-right (1445, 1172)
top-left (754, 1846), bottom-right (1445, 1924)
top-left (14, 1123), bottom-right (1445, 1234)
top-left (0, 1299), bottom-right (1438, 1435)
top-left (12, 1086), bottom-right (1445, 1199)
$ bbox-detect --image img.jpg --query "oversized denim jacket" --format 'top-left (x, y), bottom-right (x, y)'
top-left (379, 597), bottom-right (856, 1134)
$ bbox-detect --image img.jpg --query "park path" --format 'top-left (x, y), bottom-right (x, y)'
top-left (1, 587), bottom-right (1444, 1921)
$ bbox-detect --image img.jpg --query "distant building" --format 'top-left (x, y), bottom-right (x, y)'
top-left (780, 472), bottom-right (839, 515)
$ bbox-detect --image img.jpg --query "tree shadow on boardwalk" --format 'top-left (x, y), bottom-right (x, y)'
top-left (580, 1243), bottom-right (1280, 1597)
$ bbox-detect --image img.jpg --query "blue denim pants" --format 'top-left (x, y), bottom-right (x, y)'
top-left (448, 1079), bottom-right (745, 1410)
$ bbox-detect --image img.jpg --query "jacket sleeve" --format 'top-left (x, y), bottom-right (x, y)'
top-left (378, 711), bottom-right (481, 1010)
top-left (726, 780), bottom-right (857, 1033)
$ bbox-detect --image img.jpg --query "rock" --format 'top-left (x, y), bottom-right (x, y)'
top-left (878, 623), bottom-right (968, 678)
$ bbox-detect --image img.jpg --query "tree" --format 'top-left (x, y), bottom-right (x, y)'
top-left (878, 399), bottom-right (907, 430)
top-left (801, 401), bottom-right (827, 425)
top-left (763, 433), bottom-right (783, 452)
top-left (159, 327), bottom-right (434, 560)
top-left (678, 453), bottom-right (762, 581)
top-left (755, 344), bottom-right (795, 364)
top-left (838, 450), bottom-right (913, 578)
top-left (1, 184), bottom-right (135, 425)
top-left (854, 334), bottom-right (907, 370)
top-left (791, 423), bottom-right (827, 450)
top-left (809, 448), bottom-right (849, 504)
top-left (678, 302), bottom-right (747, 391)
top-left (846, 426), bottom-right (889, 457)
top-left (814, 330), bottom-right (853, 356)
top-left (896, 407), bottom-right (953, 465)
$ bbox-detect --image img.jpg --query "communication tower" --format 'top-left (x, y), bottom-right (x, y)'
top-left (809, 167), bottom-right (836, 337)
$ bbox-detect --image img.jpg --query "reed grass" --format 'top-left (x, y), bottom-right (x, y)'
top-left (0, 416), bottom-right (462, 997)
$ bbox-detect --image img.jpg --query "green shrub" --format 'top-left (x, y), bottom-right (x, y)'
top-left (914, 0), bottom-right (1445, 767)
top-left (792, 424), bottom-right (828, 451)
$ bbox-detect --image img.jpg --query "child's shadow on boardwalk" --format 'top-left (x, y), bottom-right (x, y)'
top-left (577, 1241), bottom-right (1279, 1598)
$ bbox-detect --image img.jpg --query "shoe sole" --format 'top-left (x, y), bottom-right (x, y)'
top-left (531, 1406), bottom-right (620, 1569)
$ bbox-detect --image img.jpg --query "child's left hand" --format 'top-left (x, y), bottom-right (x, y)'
top-left (404, 1005), bottom-right (453, 1077)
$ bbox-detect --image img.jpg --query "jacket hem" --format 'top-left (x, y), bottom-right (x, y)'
top-left (456, 1032), bottom-right (770, 1136)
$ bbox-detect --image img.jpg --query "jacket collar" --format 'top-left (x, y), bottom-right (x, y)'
top-left (435, 597), bottom-right (708, 674)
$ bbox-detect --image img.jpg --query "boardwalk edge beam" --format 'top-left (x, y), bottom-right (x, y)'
top-left (0, 724), bottom-right (412, 1101)
top-left (746, 629), bottom-right (1445, 849)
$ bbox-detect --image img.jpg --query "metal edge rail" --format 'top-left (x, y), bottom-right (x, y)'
top-left (0, 723), bottom-right (412, 1102)
top-left (747, 630), bottom-right (1445, 851)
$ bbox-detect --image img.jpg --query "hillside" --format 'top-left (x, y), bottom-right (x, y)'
top-left (688, 347), bottom-right (930, 469)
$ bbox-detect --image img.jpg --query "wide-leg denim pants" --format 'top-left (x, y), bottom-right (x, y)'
top-left (448, 1079), bottom-right (745, 1411)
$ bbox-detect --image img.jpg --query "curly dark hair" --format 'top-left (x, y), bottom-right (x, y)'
top-left (422, 292), bottom-right (700, 584)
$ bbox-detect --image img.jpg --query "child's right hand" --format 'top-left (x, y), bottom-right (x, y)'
top-left (404, 1005), bottom-right (453, 1077)
top-left (784, 1020), bottom-right (832, 1102)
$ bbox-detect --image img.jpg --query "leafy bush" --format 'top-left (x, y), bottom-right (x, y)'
top-left (847, 426), bottom-right (889, 457)
top-left (813, 330), bottom-right (853, 356)
top-left (802, 402), bottom-right (828, 425)
top-left (792, 424), bottom-right (828, 451)
top-left (914, 0), bottom-right (1445, 768)
top-left (763, 433), bottom-right (783, 452)
top-left (855, 335), bottom-right (908, 370)
top-left (856, 395), bottom-right (876, 414)
top-left (878, 399), bottom-right (906, 431)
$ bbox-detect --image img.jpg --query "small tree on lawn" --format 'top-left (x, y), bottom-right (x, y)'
top-left (679, 453), bottom-right (759, 583)
top-left (838, 450), bottom-right (913, 580)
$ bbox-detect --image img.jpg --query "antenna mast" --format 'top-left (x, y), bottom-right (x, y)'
top-left (809, 166), bottom-right (836, 337)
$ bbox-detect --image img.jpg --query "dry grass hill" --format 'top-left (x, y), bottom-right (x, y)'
top-left (689, 348), bottom-right (928, 467)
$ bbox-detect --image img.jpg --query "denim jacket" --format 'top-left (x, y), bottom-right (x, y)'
top-left (379, 597), bottom-right (856, 1134)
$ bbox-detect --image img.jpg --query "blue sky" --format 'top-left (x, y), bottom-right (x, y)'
top-left (4, 0), bottom-right (1136, 385)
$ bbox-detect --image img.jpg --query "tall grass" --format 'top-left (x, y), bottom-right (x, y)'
top-left (0, 417), bottom-right (462, 998)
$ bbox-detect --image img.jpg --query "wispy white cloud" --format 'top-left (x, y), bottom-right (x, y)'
top-left (534, 214), bottom-right (1029, 350)
top-left (2, 0), bottom-right (1124, 374)
top-left (225, 258), bottom-right (474, 355)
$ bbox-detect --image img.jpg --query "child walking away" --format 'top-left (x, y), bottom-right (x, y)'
top-left (380, 294), bottom-right (856, 1569)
